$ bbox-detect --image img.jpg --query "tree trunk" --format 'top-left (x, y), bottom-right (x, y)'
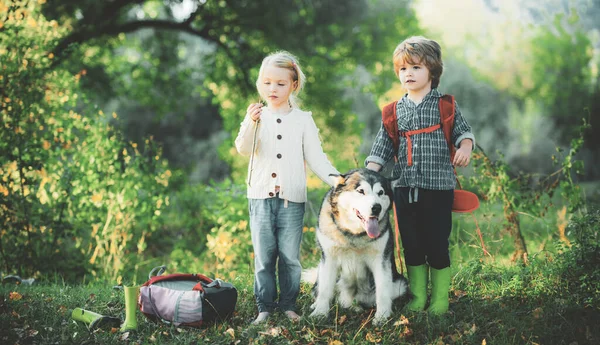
top-left (504, 201), bottom-right (529, 263)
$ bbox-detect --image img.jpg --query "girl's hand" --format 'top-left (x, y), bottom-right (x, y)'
top-left (453, 139), bottom-right (473, 167)
top-left (247, 102), bottom-right (263, 122)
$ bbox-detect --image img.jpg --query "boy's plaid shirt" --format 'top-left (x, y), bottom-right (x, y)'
top-left (366, 89), bottom-right (475, 190)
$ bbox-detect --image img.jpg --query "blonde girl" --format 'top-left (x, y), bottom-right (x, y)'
top-left (235, 51), bottom-right (339, 324)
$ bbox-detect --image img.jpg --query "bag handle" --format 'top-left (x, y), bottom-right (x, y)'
top-left (144, 265), bottom-right (215, 288)
top-left (148, 265), bottom-right (167, 279)
top-left (146, 273), bottom-right (213, 285)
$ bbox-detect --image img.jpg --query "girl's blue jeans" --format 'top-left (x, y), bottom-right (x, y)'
top-left (249, 196), bottom-right (305, 313)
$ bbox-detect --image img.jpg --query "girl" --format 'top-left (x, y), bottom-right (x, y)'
top-left (235, 51), bottom-right (339, 324)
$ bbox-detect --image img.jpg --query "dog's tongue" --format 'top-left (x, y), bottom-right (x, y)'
top-left (366, 217), bottom-right (380, 238)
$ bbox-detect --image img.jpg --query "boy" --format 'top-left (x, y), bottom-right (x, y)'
top-left (365, 36), bottom-right (475, 315)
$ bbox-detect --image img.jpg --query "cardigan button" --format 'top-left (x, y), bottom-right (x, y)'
top-left (277, 134), bottom-right (282, 139)
top-left (269, 192), bottom-right (274, 197)
top-left (271, 173), bottom-right (277, 178)
top-left (276, 118), bottom-right (282, 123)
top-left (277, 154), bottom-right (282, 159)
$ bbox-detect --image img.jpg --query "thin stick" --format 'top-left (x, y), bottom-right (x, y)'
top-left (247, 100), bottom-right (262, 186)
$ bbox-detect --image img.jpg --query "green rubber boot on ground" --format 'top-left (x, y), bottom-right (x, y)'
top-left (71, 308), bottom-right (120, 330)
top-left (428, 267), bottom-right (452, 315)
top-left (406, 264), bottom-right (429, 311)
top-left (120, 285), bottom-right (140, 332)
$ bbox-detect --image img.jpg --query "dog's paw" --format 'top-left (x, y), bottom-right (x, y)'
top-left (309, 309), bottom-right (328, 319)
top-left (338, 296), bottom-right (354, 309)
top-left (309, 303), bottom-right (330, 319)
top-left (372, 315), bottom-right (389, 326)
top-left (372, 310), bottom-right (392, 326)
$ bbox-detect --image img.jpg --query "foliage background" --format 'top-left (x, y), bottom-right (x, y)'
top-left (1, 0), bottom-right (599, 288)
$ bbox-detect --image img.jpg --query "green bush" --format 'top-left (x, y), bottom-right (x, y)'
top-left (455, 207), bottom-right (600, 310)
top-left (0, 3), bottom-right (170, 282)
top-left (557, 208), bottom-right (600, 308)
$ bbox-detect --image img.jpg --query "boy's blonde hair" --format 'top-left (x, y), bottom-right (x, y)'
top-left (393, 36), bottom-right (443, 89)
top-left (256, 51), bottom-right (306, 109)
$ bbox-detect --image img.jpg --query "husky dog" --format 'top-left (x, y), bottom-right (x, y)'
top-left (308, 168), bottom-right (407, 324)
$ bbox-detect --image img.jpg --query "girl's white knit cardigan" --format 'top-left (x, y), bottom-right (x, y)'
top-left (235, 108), bottom-right (339, 203)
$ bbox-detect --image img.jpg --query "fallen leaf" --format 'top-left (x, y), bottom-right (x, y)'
top-left (259, 327), bottom-right (281, 337)
top-left (119, 332), bottom-right (130, 341)
top-left (394, 315), bottom-right (409, 326)
top-left (453, 289), bottom-right (468, 299)
top-left (224, 328), bottom-right (235, 338)
top-left (338, 315), bottom-right (347, 325)
top-left (9, 292), bottom-right (23, 300)
top-left (329, 340), bottom-right (344, 345)
top-left (532, 307), bottom-right (543, 319)
top-left (449, 334), bottom-right (461, 342)
top-left (366, 332), bottom-right (381, 343)
top-left (482, 339), bottom-right (487, 345)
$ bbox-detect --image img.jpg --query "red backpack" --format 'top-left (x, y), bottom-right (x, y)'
top-left (382, 95), bottom-right (456, 164)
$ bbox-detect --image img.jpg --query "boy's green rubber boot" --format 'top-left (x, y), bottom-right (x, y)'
top-left (120, 285), bottom-right (140, 332)
top-left (406, 264), bottom-right (429, 311)
top-left (428, 267), bottom-right (452, 315)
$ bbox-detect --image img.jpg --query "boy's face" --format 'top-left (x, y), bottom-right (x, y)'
top-left (397, 58), bottom-right (432, 94)
top-left (258, 65), bottom-right (297, 109)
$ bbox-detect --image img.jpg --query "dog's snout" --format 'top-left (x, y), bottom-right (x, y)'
top-left (371, 204), bottom-right (382, 216)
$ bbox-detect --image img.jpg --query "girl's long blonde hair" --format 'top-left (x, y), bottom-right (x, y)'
top-left (256, 51), bottom-right (306, 109)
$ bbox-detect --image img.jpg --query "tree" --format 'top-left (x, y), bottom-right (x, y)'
top-left (0, 1), bottom-right (170, 281)
top-left (39, 0), bottom-right (420, 181)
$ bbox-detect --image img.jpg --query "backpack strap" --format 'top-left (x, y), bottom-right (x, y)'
top-left (381, 101), bottom-right (399, 160)
top-left (438, 94), bottom-right (455, 162)
top-left (438, 94), bottom-right (464, 188)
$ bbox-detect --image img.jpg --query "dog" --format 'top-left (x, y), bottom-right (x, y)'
top-left (307, 168), bottom-right (407, 324)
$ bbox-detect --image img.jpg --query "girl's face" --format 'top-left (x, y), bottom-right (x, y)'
top-left (258, 65), bottom-right (297, 110)
top-left (397, 59), bottom-right (432, 95)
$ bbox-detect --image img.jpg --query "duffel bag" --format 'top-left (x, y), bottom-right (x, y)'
top-left (138, 266), bottom-right (237, 327)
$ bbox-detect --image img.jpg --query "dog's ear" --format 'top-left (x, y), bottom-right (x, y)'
top-left (329, 173), bottom-right (346, 187)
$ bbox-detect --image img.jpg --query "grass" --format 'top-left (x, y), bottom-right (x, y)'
top-left (2, 252), bottom-right (599, 345)
top-left (2, 198), bottom-right (598, 344)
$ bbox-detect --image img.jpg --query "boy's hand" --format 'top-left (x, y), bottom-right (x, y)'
top-left (453, 139), bottom-right (473, 167)
top-left (247, 103), bottom-right (263, 122)
top-left (366, 162), bottom-right (382, 172)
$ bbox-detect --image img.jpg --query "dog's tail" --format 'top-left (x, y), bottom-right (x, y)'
top-left (301, 267), bottom-right (318, 284)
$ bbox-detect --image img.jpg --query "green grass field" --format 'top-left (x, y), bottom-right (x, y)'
top-left (2, 242), bottom-right (598, 345)
top-left (2, 201), bottom-right (599, 344)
